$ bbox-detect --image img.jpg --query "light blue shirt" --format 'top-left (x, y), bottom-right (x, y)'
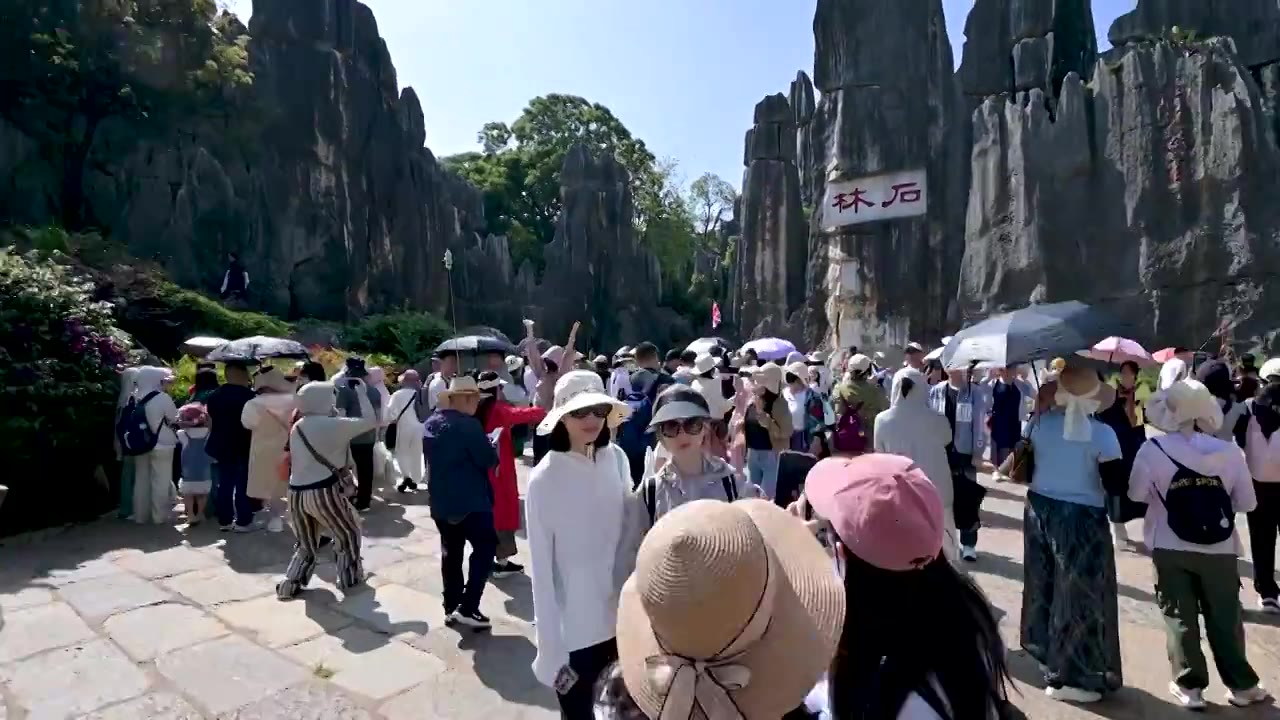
top-left (1028, 411), bottom-right (1121, 508)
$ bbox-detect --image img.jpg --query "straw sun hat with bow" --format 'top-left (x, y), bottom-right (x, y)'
top-left (616, 499), bottom-right (845, 720)
top-left (535, 370), bottom-right (630, 435)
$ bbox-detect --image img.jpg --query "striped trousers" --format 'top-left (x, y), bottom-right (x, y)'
top-left (276, 482), bottom-right (364, 599)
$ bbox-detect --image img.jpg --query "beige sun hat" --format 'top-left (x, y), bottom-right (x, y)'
top-left (1146, 377), bottom-right (1224, 434)
top-left (752, 362), bottom-right (784, 394)
top-left (535, 370), bottom-right (630, 435)
top-left (693, 353), bottom-right (721, 376)
top-left (616, 499), bottom-right (845, 720)
top-left (847, 353), bottom-right (872, 373)
top-left (438, 374), bottom-right (482, 401)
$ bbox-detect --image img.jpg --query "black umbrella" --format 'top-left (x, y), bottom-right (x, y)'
top-left (456, 325), bottom-right (513, 345)
top-left (940, 301), bottom-right (1125, 369)
top-left (206, 336), bottom-right (310, 364)
top-left (435, 335), bottom-right (515, 356)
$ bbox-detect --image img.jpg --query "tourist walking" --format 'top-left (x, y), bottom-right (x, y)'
top-left (336, 357), bottom-right (382, 512)
top-left (423, 375), bottom-right (500, 628)
top-left (387, 369), bottom-right (426, 493)
top-left (275, 378), bottom-right (377, 600)
top-left (784, 360), bottom-right (824, 451)
top-left (874, 367), bottom-right (957, 561)
top-left (207, 362), bottom-right (258, 531)
top-left (1197, 359), bottom-right (1251, 440)
top-left (131, 366), bottom-right (179, 524)
top-left (801, 453), bottom-right (1013, 718)
top-left (219, 252), bottom-right (249, 300)
top-left (832, 354), bottom-right (887, 454)
top-left (593, 498), bottom-right (843, 720)
top-left (1243, 361), bottom-right (1280, 614)
top-left (1020, 365), bottom-right (1124, 704)
top-left (526, 371), bottom-right (632, 719)
top-left (241, 366), bottom-right (296, 532)
top-left (988, 365), bottom-right (1033, 480)
top-left (175, 403), bottom-right (213, 525)
top-left (1131, 377), bottom-right (1270, 709)
top-left (616, 341), bottom-right (675, 484)
top-left (1096, 361), bottom-right (1148, 546)
top-left (742, 362), bottom-right (792, 498)
top-left (475, 371), bottom-right (546, 578)
top-left (930, 367), bottom-right (990, 562)
top-left (524, 319), bottom-right (581, 465)
top-left (115, 367), bottom-right (140, 520)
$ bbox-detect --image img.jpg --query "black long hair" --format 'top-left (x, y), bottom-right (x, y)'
top-left (830, 549), bottom-right (1012, 720)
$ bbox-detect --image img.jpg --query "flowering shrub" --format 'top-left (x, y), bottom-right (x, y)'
top-left (0, 248), bottom-right (131, 533)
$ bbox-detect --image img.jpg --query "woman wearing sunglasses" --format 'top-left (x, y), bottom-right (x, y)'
top-left (526, 370), bottom-right (634, 719)
top-left (635, 386), bottom-right (763, 529)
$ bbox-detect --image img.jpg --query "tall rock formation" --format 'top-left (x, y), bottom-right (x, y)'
top-left (958, 0), bottom-right (1280, 351)
top-left (801, 0), bottom-right (968, 351)
top-left (789, 72), bottom-right (819, 207)
top-left (731, 94), bottom-right (807, 339)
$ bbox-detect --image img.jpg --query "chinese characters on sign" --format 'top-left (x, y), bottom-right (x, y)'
top-left (821, 169), bottom-right (927, 230)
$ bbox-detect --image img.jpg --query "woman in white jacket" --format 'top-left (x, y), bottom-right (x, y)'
top-left (241, 366), bottom-right (297, 532)
top-left (387, 370), bottom-right (426, 493)
top-left (874, 367), bottom-right (957, 560)
top-left (132, 366), bottom-right (179, 524)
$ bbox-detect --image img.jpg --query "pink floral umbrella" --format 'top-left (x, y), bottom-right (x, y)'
top-left (1077, 336), bottom-right (1155, 366)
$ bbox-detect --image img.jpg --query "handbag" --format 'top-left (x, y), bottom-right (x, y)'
top-left (384, 397), bottom-right (416, 451)
top-left (295, 427), bottom-right (358, 498)
top-left (998, 417), bottom-right (1037, 485)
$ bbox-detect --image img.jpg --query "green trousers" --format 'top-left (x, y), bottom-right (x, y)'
top-left (1153, 549), bottom-right (1259, 691)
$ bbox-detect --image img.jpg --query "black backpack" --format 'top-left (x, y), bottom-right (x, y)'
top-left (1150, 439), bottom-right (1235, 545)
top-left (645, 475), bottom-right (737, 526)
top-left (116, 391), bottom-right (166, 456)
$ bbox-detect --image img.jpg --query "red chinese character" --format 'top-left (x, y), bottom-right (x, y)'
top-left (881, 181), bottom-right (922, 207)
top-left (832, 188), bottom-right (874, 214)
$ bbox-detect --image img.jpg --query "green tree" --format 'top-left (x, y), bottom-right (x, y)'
top-left (0, 0), bottom-right (254, 230)
top-left (688, 172), bottom-right (737, 241)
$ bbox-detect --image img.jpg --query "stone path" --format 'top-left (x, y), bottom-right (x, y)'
top-left (2, 464), bottom-right (1280, 719)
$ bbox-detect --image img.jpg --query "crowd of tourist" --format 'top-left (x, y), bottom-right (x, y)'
top-left (109, 326), bottom-right (1280, 718)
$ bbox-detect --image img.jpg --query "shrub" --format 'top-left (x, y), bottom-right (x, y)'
top-left (117, 275), bottom-right (291, 359)
top-left (340, 312), bottom-right (451, 364)
top-left (0, 248), bottom-right (131, 534)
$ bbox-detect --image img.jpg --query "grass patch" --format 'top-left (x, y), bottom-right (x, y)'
top-left (311, 661), bottom-right (336, 680)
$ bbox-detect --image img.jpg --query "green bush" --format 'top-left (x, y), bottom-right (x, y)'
top-left (0, 248), bottom-right (131, 533)
top-left (118, 277), bottom-right (292, 359)
top-left (340, 312), bottom-right (451, 364)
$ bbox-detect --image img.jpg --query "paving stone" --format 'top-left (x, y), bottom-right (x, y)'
top-left (104, 602), bottom-right (230, 661)
top-left (378, 666), bottom-right (557, 720)
top-left (157, 635), bottom-right (307, 715)
top-left (0, 602), bottom-right (96, 663)
top-left (0, 587), bottom-right (54, 613)
top-left (214, 595), bottom-right (353, 648)
top-left (282, 625), bottom-right (447, 700)
top-left (216, 682), bottom-right (376, 719)
top-left (56, 571), bottom-right (170, 620)
top-left (0, 638), bottom-right (149, 718)
top-left (38, 558), bottom-right (122, 587)
top-left (161, 567), bottom-right (275, 607)
top-left (367, 558), bottom-right (443, 596)
top-left (356, 544), bottom-right (413, 572)
top-left (81, 692), bottom-right (203, 720)
top-left (332, 582), bottom-right (447, 638)
top-left (114, 545), bottom-right (221, 579)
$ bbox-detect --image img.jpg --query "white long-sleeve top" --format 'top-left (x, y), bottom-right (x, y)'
top-left (288, 389), bottom-right (376, 488)
top-left (526, 444), bottom-right (630, 687)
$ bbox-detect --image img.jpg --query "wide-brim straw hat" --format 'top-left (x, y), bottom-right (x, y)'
top-left (535, 370), bottom-right (630, 435)
top-left (1055, 365), bottom-right (1115, 409)
top-left (752, 363), bottom-right (784, 394)
top-left (617, 499), bottom-right (845, 719)
top-left (439, 374), bottom-right (482, 401)
top-left (1147, 378), bottom-right (1224, 433)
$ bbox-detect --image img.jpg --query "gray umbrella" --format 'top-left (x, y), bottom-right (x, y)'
top-left (456, 326), bottom-right (513, 345)
top-left (940, 301), bottom-right (1126, 369)
top-left (435, 335), bottom-right (516, 356)
top-left (206, 336), bottom-right (310, 364)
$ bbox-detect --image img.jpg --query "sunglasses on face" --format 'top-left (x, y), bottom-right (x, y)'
top-left (567, 405), bottom-right (611, 420)
top-left (658, 417), bottom-right (706, 438)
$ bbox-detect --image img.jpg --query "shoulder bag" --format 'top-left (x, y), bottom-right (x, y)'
top-left (295, 427), bottom-right (358, 498)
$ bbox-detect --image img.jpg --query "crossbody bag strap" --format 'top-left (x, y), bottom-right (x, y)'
top-left (295, 427), bottom-right (342, 476)
top-left (394, 399), bottom-right (414, 424)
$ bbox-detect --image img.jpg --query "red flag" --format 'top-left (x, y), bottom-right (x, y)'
top-left (711, 302), bottom-right (722, 329)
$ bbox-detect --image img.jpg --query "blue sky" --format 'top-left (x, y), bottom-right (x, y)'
top-left (226, 0), bottom-right (1136, 190)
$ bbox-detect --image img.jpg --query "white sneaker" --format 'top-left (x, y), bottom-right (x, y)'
top-left (1046, 686), bottom-right (1102, 704)
top-left (267, 516), bottom-right (285, 533)
top-left (1169, 682), bottom-right (1207, 711)
top-left (1226, 685), bottom-right (1271, 707)
top-left (1259, 597), bottom-right (1280, 614)
top-left (960, 545), bottom-right (978, 562)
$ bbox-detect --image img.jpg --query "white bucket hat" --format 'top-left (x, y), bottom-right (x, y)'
top-left (1261, 357), bottom-right (1280, 382)
top-left (505, 355), bottom-right (524, 372)
top-left (1146, 378), bottom-right (1224, 434)
top-left (847, 353), bottom-right (872, 373)
top-left (693, 353), bottom-right (721, 376)
top-left (535, 370), bottom-right (631, 435)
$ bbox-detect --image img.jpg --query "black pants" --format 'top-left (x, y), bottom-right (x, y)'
top-left (435, 512), bottom-right (498, 614)
top-left (350, 443), bottom-right (374, 510)
top-left (532, 432), bottom-right (551, 466)
top-left (1248, 481), bottom-right (1280, 599)
top-left (557, 637), bottom-right (618, 719)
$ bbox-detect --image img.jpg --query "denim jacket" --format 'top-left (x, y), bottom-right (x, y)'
top-left (929, 380), bottom-right (990, 458)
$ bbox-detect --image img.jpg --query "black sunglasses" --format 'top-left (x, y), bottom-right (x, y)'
top-left (567, 405), bottom-right (611, 420)
top-left (658, 417), bottom-right (707, 438)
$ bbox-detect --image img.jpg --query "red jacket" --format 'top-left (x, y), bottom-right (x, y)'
top-left (482, 400), bottom-right (547, 532)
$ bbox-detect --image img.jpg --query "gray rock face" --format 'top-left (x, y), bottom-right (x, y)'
top-left (1109, 0), bottom-right (1280, 68)
top-left (801, 0), bottom-right (969, 350)
top-left (958, 36), bottom-right (1280, 350)
top-left (790, 71), bottom-right (820, 207)
top-left (730, 94), bottom-right (808, 339)
top-left (958, 0), bottom-right (1098, 102)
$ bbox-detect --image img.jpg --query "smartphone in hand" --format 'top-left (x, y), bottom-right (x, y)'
top-left (487, 428), bottom-right (503, 446)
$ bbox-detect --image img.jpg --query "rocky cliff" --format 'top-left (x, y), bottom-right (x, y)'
top-left (0, 0), bottom-right (676, 351)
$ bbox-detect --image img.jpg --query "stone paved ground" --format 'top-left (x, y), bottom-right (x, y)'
top-left (2, 463), bottom-right (1280, 719)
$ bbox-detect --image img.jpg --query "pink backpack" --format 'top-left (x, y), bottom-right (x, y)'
top-left (832, 403), bottom-right (867, 454)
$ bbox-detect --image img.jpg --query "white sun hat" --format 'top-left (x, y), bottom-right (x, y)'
top-left (535, 370), bottom-right (631, 435)
top-left (693, 353), bottom-right (722, 376)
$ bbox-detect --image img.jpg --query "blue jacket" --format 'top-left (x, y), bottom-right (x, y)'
top-left (423, 409), bottom-right (499, 520)
top-left (929, 380), bottom-right (990, 458)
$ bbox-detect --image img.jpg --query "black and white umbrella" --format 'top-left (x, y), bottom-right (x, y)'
top-left (456, 326), bottom-right (513, 346)
top-left (435, 335), bottom-right (516, 356)
top-left (686, 336), bottom-right (735, 356)
top-left (940, 301), bottom-right (1124, 369)
top-left (206, 336), bottom-right (310, 364)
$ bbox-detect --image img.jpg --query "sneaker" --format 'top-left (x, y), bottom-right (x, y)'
top-left (233, 523), bottom-right (257, 533)
top-left (443, 605), bottom-right (458, 624)
top-left (1046, 686), bottom-right (1102, 704)
top-left (1169, 682), bottom-right (1207, 711)
top-left (1226, 686), bottom-right (1272, 707)
top-left (219, 524), bottom-right (234, 532)
top-left (450, 609), bottom-right (491, 629)
top-left (1259, 597), bottom-right (1280, 614)
top-left (397, 481), bottom-right (417, 494)
top-left (492, 561), bottom-right (525, 578)
top-left (960, 545), bottom-right (978, 562)
top-left (267, 516), bottom-right (285, 533)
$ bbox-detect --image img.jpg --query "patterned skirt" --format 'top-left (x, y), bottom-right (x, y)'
top-left (1019, 491), bottom-right (1123, 693)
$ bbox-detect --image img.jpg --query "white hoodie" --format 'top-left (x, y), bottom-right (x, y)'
top-left (134, 366), bottom-right (179, 449)
top-left (873, 368), bottom-right (953, 508)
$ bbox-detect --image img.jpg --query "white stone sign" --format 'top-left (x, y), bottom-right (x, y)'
top-left (821, 168), bottom-right (927, 229)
